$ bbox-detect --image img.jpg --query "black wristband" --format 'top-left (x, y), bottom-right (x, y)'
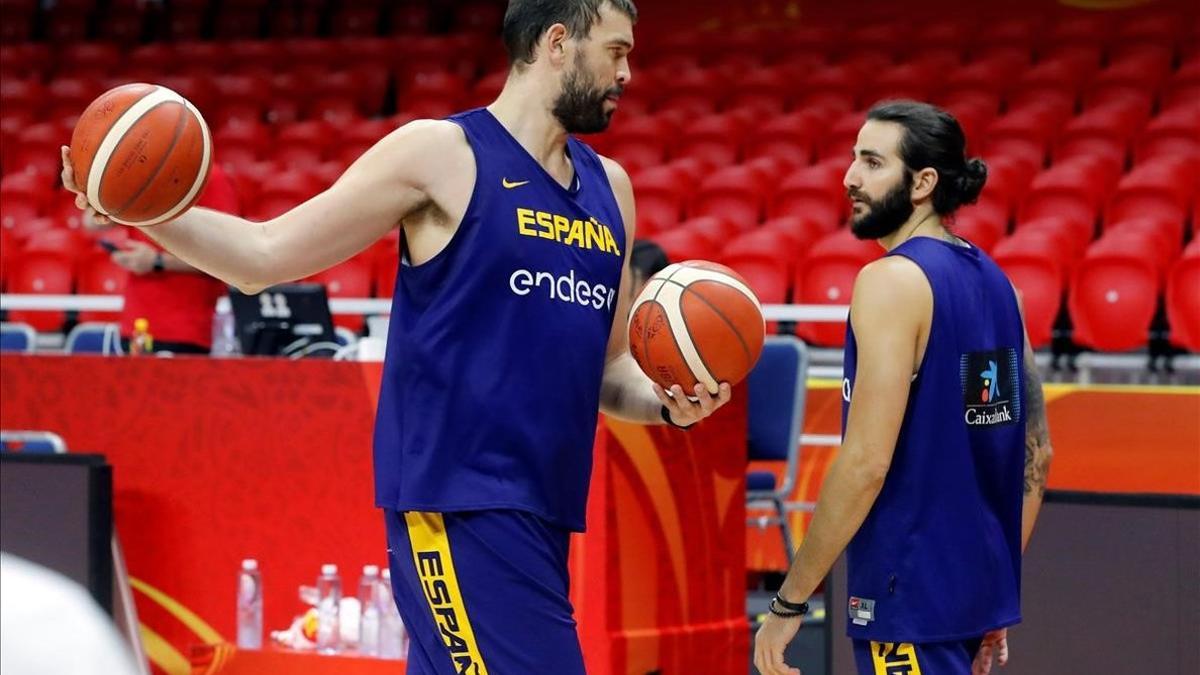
top-left (152, 251), bottom-right (165, 273)
top-left (660, 405), bottom-right (694, 430)
top-left (767, 598), bottom-right (805, 618)
top-left (773, 594), bottom-right (809, 614)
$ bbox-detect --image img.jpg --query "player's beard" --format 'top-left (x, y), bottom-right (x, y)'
top-left (848, 172), bottom-right (915, 240)
top-left (552, 52), bottom-right (621, 134)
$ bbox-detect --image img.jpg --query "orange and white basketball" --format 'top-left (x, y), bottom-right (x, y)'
top-left (628, 260), bottom-right (765, 394)
top-left (69, 83), bottom-right (212, 227)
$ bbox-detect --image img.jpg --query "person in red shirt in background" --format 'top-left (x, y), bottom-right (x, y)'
top-left (85, 163), bottom-right (240, 355)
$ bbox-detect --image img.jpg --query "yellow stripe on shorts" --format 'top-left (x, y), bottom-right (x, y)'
top-left (405, 511), bottom-right (491, 675)
top-left (870, 641), bottom-right (923, 675)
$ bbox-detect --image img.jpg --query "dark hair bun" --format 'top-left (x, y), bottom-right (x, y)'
top-left (955, 157), bottom-right (988, 207)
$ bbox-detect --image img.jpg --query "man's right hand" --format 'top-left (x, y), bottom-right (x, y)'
top-left (972, 628), bottom-right (1009, 675)
top-left (60, 145), bottom-right (113, 228)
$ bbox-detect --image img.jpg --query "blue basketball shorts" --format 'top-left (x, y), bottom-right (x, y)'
top-left (852, 638), bottom-right (984, 675)
top-left (383, 508), bottom-right (585, 674)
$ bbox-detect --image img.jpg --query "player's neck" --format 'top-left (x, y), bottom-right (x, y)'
top-left (488, 79), bottom-right (571, 172)
top-left (877, 207), bottom-right (946, 252)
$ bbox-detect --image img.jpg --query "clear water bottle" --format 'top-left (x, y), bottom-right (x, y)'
top-left (210, 298), bottom-right (241, 357)
top-left (378, 568), bottom-right (408, 660)
top-left (358, 565), bottom-right (381, 657)
top-left (236, 559), bottom-right (262, 649)
top-left (315, 563), bottom-right (342, 654)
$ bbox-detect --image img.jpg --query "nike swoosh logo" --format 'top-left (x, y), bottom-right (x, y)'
top-left (502, 178), bottom-right (530, 189)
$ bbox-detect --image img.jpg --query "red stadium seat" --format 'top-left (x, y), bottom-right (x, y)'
top-left (309, 258), bottom-right (373, 331)
top-left (632, 165), bottom-right (688, 233)
top-left (1, 172), bottom-right (50, 230)
top-left (1018, 157), bottom-right (1123, 246)
top-left (1161, 56), bottom-right (1200, 109)
top-left (690, 166), bottom-right (768, 228)
top-left (276, 121), bottom-right (332, 168)
top-left (681, 216), bottom-right (740, 249)
top-left (723, 66), bottom-right (791, 116)
top-left (6, 215), bottom-right (59, 245)
top-left (1069, 230), bottom-right (1166, 351)
top-left (1134, 104), bottom-right (1200, 164)
top-left (761, 215), bottom-right (827, 258)
top-left (866, 63), bottom-right (939, 108)
top-left (650, 227), bottom-right (717, 263)
top-left (950, 200), bottom-right (1008, 253)
top-left (75, 251), bottom-right (128, 323)
top-left (337, 118), bottom-right (398, 166)
top-left (607, 114), bottom-right (674, 173)
top-left (175, 41), bottom-right (231, 73)
top-left (793, 229), bottom-right (882, 347)
top-left (249, 170), bottom-right (321, 222)
top-left (7, 250), bottom-right (73, 331)
top-left (671, 113), bottom-right (746, 168)
top-left (13, 123), bottom-right (67, 178)
top-left (1104, 218), bottom-right (1181, 273)
top-left (797, 65), bottom-right (863, 115)
top-left (813, 110), bottom-right (868, 162)
top-left (720, 236), bottom-right (794, 330)
top-left (212, 73), bottom-right (272, 127)
top-left (332, 4), bottom-right (382, 37)
top-left (1106, 156), bottom-right (1199, 230)
top-left (396, 71), bottom-right (468, 119)
top-left (993, 230), bottom-right (1069, 348)
top-left (769, 163), bottom-right (847, 231)
top-left (214, 122), bottom-right (271, 167)
top-left (975, 154), bottom-right (1036, 220)
top-left (742, 112), bottom-right (820, 169)
top-left (1052, 99), bottom-right (1152, 166)
top-left (1166, 239), bottom-right (1200, 352)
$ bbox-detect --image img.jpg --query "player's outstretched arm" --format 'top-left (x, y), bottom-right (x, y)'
top-left (61, 120), bottom-right (463, 294)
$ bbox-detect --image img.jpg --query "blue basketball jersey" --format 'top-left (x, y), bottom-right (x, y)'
top-left (373, 108), bottom-right (627, 532)
top-left (841, 236), bottom-right (1026, 642)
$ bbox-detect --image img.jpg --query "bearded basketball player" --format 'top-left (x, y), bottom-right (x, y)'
top-left (754, 101), bottom-right (1054, 675)
top-left (63, 2), bottom-right (736, 672)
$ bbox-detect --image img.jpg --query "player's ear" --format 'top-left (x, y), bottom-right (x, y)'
top-left (545, 23), bottom-right (570, 66)
top-left (911, 167), bottom-right (938, 202)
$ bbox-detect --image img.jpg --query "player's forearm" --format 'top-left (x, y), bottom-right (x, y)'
top-left (1021, 345), bottom-right (1053, 551)
top-left (779, 447), bottom-right (888, 603)
top-left (598, 352), bottom-right (663, 424)
top-left (139, 207), bottom-right (273, 293)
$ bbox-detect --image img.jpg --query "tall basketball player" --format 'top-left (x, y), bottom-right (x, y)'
top-left (753, 102), bottom-right (1054, 675)
top-left (63, 2), bottom-right (735, 672)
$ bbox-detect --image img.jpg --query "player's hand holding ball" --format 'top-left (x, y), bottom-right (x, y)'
top-left (61, 83), bottom-right (212, 227)
top-left (628, 260), bottom-right (766, 427)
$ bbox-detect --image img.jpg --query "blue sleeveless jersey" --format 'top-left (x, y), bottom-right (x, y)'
top-left (841, 236), bottom-right (1026, 642)
top-left (372, 109), bottom-right (627, 532)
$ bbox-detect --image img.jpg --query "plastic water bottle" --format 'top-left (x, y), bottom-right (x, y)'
top-left (316, 563), bottom-right (342, 654)
top-left (210, 299), bottom-right (241, 357)
top-left (358, 565), bottom-right (381, 657)
top-left (129, 318), bottom-right (154, 356)
top-left (236, 559), bottom-right (262, 649)
top-left (378, 568), bottom-right (408, 659)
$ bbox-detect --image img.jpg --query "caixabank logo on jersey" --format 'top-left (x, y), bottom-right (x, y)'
top-left (960, 348), bottom-right (1021, 427)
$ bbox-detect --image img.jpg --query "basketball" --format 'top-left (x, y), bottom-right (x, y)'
top-left (628, 260), bottom-right (765, 395)
top-left (69, 83), bottom-right (212, 227)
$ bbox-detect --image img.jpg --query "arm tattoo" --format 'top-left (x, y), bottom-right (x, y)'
top-left (1023, 346), bottom-right (1053, 497)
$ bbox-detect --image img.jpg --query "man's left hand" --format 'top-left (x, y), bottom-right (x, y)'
top-left (652, 382), bottom-right (732, 427)
top-left (754, 612), bottom-right (803, 675)
top-left (112, 240), bottom-right (159, 275)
